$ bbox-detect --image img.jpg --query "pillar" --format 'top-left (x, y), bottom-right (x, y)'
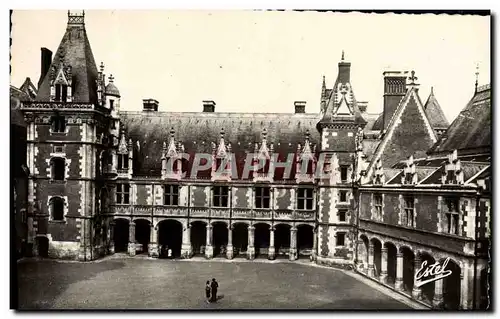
top-left (268, 226), bottom-right (275, 260)
top-left (181, 225), bottom-right (192, 259)
top-left (128, 221), bottom-right (136, 256)
top-left (460, 269), bottom-right (469, 309)
top-left (289, 226), bottom-right (297, 261)
top-left (432, 276), bottom-right (444, 308)
top-left (395, 252), bottom-right (404, 291)
top-left (148, 224), bottom-right (158, 258)
top-left (205, 224), bottom-right (213, 259)
top-left (108, 221), bottom-right (115, 254)
top-left (311, 228), bottom-right (317, 261)
top-left (247, 225), bottom-right (255, 260)
top-left (226, 224), bottom-right (234, 260)
top-left (367, 243), bottom-right (375, 277)
top-left (380, 247), bottom-right (388, 283)
top-left (412, 256), bottom-right (422, 299)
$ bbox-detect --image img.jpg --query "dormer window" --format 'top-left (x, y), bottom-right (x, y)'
top-left (117, 154), bottom-right (129, 170)
top-left (51, 115), bottom-right (66, 133)
top-left (55, 84), bottom-right (68, 102)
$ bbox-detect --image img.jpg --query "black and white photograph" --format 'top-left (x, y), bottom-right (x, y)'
top-left (9, 7), bottom-right (492, 311)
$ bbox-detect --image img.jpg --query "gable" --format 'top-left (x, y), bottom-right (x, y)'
top-left (367, 88), bottom-right (437, 175)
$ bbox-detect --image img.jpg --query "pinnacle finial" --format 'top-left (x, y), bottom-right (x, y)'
top-left (170, 127), bottom-right (175, 139)
top-left (430, 86), bottom-right (434, 95)
top-left (220, 127), bottom-right (225, 139)
top-left (475, 63), bottom-right (480, 92)
top-left (100, 62), bottom-right (105, 73)
top-left (262, 127), bottom-right (267, 139)
top-left (341, 50), bottom-right (345, 61)
top-left (108, 74), bottom-right (114, 83)
top-left (409, 70), bottom-right (418, 85)
top-left (305, 129), bottom-right (310, 142)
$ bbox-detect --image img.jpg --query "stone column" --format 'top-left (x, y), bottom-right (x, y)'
top-left (312, 228), bottom-right (318, 261)
top-left (181, 225), bottom-right (192, 259)
top-left (128, 221), bottom-right (136, 256)
top-left (148, 224), bottom-right (159, 258)
top-left (205, 224), bottom-right (213, 259)
top-left (380, 247), bottom-right (388, 283)
top-left (367, 243), bottom-right (375, 277)
top-left (268, 226), bottom-right (275, 260)
top-left (247, 225), bottom-right (255, 260)
top-left (412, 256), bottom-right (422, 299)
top-left (226, 224), bottom-right (234, 260)
top-left (460, 268), bottom-right (469, 310)
top-left (395, 252), bottom-right (404, 291)
top-left (108, 221), bottom-right (115, 254)
top-left (289, 226), bottom-right (297, 261)
top-left (432, 276), bottom-right (444, 308)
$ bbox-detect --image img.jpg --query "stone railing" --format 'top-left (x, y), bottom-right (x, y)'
top-left (154, 206), bottom-right (188, 216)
top-left (110, 205), bottom-right (132, 215)
top-left (210, 208), bottom-right (230, 218)
top-left (134, 205), bottom-right (152, 215)
top-left (253, 209), bottom-right (272, 219)
top-left (21, 101), bottom-right (94, 110)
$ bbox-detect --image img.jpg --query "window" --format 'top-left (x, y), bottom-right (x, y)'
top-left (51, 115), bottom-right (66, 133)
top-left (336, 232), bottom-right (345, 246)
top-left (255, 187), bottom-right (270, 209)
top-left (374, 193), bottom-right (383, 219)
top-left (445, 198), bottom-right (460, 235)
top-left (50, 157), bottom-right (65, 181)
top-left (55, 84), bottom-right (67, 102)
top-left (338, 209), bottom-right (347, 222)
top-left (213, 186), bottom-right (229, 207)
top-left (55, 84), bottom-right (61, 101)
top-left (164, 185), bottom-right (179, 206)
top-left (117, 154), bottom-right (129, 170)
top-left (257, 157), bottom-right (270, 175)
top-left (339, 190), bottom-right (348, 202)
top-left (297, 187), bottom-right (314, 210)
top-left (402, 196), bottom-right (415, 227)
top-left (116, 184), bottom-right (130, 204)
top-left (109, 100), bottom-right (114, 110)
top-left (50, 197), bottom-right (65, 221)
top-left (340, 166), bottom-right (349, 182)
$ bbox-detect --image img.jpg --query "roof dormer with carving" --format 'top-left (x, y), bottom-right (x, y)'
top-left (212, 128), bottom-right (232, 182)
top-left (442, 149), bottom-right (464, 185)
top-left (49, 54), bottom-right (73, 102)
top-left (296, 129), bottom-right (316, 183)
top-left (161, 127), bottom-right (184, 180)
top-left (254, 128), bottom-right (274, 183)
top-left (401, 155), bottom-right (418, 185)
top-left (372, 158), bottom-right (385, 185)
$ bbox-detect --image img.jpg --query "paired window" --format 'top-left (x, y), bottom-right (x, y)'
top-left (50, 197), bottom-right (65, 221)
top-left (255, 187), bottom-right (270, 209)
top-left (338, 209), bottom-right (347, 222)
top-left (297, 187), bottom-right (314, 210)
top-left (164, 185), bottom-right (179, 206)
top-left (402, 196), bottom-right (415, 227)
top-left (373, 193), bottom-right (383, 220)
top-left (50, 157), bottom-right (65, 181)
top-left (339, 190), bottom-right (348, 203)
top-left (51, 115), bottom-right (66, 133)
top-left (445, 198), bottom-right (460, 235)
top-left (117, 154), bottom-right (129, 170)
top-left (116, 184), bottom-right (130, 204)
top-left (55, 84), bottom-right (68, 102)
top-left (213, 186), bottom-right (229, 207)
top-left (336, 232), bottom-right (346, 246)
top-left (340, 166), bottom-right (349, 183)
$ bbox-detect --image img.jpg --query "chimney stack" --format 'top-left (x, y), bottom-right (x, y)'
top-left (203, 100), bottom-right (215, 112)
top-left (337, 51), bottom-right (351, 84)
top-left (357, 101), bottom-right (368, 113)
top-left (143, 99), bottom-right (159, 111)
top-left (38, 47), bottom-right (52, 89)
top-left (294, 101), bottom-right (306, 114)
top-left (383, 71), bottom-right (408, 130)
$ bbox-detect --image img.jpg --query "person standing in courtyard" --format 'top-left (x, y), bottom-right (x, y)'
top-left (205, 280), bottom-right (211, 303)
top-left (210, 278), bottom-right (219, 302)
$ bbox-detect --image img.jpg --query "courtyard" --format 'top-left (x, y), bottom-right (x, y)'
top-left (15, 256), bottom-right (422, 310)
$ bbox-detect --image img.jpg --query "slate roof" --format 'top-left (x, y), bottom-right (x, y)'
top-left (36, 14), bottom-right (99, 104)
top-left (427, 84), bottom-right (491, 155)
top-left (120, 111), bottom-right (320, 179)
top-left (11, 81), bottom-right (36, 127)
top-left (371, 113), bottom-right (384, 131)
top-left (424, 88), bottom-right (449, 130)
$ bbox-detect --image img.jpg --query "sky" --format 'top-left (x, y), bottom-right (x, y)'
top-left (10, 10), bottom-right (490, 123)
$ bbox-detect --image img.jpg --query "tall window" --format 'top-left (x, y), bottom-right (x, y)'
top-left (340, 166), bottom-right (349, 183)
top-left (297, 187), bottom-right (314, 210)
top-left (51, 115), bottom-right (66, 133)
top-left (109, 100), bottom-right (114, 110)
top-left (164, 185), bottom-right (179, 206)
top-left (213, 186), bottom-right (229, 207)
top-left (402, 196), bottom-right (415, 227)
top-left (50, 157), bottom-right (65, 181)
top-left (117, 154), bottom-right (129, 170)
top-left (374, 193), bottom-right (383, 220)
top-left (116, 184), bottom-right (130, 204)
top-left (255, 187), bottom-right (271, 208)
top-left (55, 84), bottom-right (67, 102)
top-left (50, 197), bottom-right (65, 221)
top-left (338, 209), bottom-right (347, 222)
top-left (445, 198), bottom-right (460, 235)
top-left (339, 190), bottom-right (348, 202)
top-left (336, 232), bottom-right (346, 246)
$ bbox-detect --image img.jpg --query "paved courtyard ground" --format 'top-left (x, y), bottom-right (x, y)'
top-left (15, 256), bottom-right (418, 310)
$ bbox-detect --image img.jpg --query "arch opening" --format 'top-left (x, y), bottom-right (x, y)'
top-left (254, 223), bottom-right (270, 258)
top-left (158, 219), bottom-right (182, 258)
top-left (212, 222), bottom-right (228, 257)
top-left (134, 219), bottom-right (150, 255)
top-left (297, 224), bottom-right (314, 259)
top-left (274, 224), bottom-right (291, 259)
top-left (232, 223), bottom-right (248, 258)
top-left (190, 221), bottom-right (207, 256)
top-left (113, 219), bottom-right (129, 253)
